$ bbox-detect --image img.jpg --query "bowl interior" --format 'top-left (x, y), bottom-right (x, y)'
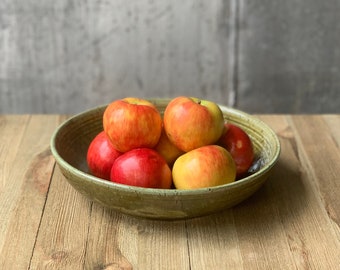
top-left (51, 99), bottom-right (280, 219)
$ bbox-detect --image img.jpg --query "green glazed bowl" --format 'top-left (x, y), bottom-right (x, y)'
top-left (50, 99), bottom-right (280, 220)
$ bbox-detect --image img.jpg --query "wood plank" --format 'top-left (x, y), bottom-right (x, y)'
top-left (28, 115), bottom-right (91, 270)
top-left (131, 218), bottom-right (189, 269)
top-left (185, 210), bottom-right (242, 269)
top-left (258, 115), bottom-right (340, 268)
top-left (84, 205), bottom-right (190, 269)
top-left (82, 207), bottom-right (134, 269)
top-left (0, 0), bottom-right (232, 114)
top-left (323, 115), bottom-right (340, 147)
top-left (322, 115), bottom-right (340, 242)
top-left (0, 115), bottom-right (30, 254)
top-left (290, 116), bottom-right (340, 237)
top-left (29, 165), bottom-right (92, 270)
top-left (0, 115), bottom-right (59, 269)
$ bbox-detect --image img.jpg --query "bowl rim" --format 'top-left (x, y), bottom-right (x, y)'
top-left (50, 101), bottom-right (281, 196)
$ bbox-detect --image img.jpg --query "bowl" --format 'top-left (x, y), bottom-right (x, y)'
top-left (50, 99), bottom-right (280, 220)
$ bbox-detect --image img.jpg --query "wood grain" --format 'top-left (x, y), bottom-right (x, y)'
top-left (254, 115), bottom-right (340, 269)
top-left (29, 165), bottom-right (92, 270)
top-left (0, 115), bottom-right (339, 269)
top-left (115, 215), bottom-right (189, 269)
top-left (291, 116), bottom-right (340, 233)
top-left (185, 210), bottom-right (242, 269)
top-left (0, 115), bottom-right (59, 269)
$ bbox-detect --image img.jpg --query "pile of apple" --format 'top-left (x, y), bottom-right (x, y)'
top-left (87, 96), bottom-right (254, 190)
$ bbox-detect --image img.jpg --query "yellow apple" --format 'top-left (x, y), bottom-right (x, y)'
top-left (172, 145), bottom-right (236, 189)
top-left (154, 126), bottom-right (184, 166)
top-left (103, 97), bottom-right (162, 152)
top-left (163, 96), bottom-right (225, 152)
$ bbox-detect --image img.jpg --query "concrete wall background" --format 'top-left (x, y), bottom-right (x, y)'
top-left (1, 0), bottom-right (339, 114)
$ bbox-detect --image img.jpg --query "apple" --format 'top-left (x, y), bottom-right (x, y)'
top-left (217, 123), bottom-right (254, 178)
top-left (87, 131), bottom-right (122, 180)
top-left (103, 97), bottom-right (162, 153)
top-left (110, 148), bottom-right (172, 189)
top-left (154, 126), bottom-right (184, 166)
top-left (172, 145), bottom-right (236, 189)
top-left (163, 96), bottom-right (225, 152)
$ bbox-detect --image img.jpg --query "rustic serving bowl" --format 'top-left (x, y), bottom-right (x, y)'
top-left (50, 99), bottom-right (280, 220)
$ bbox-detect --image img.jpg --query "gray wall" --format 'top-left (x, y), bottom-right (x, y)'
top-left (1, 0), bottom-right (339, 114)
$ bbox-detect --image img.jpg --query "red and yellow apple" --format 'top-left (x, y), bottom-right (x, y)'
top-left (163, 96), bottom-right (225, 152)
top-left (110, 148), bottom-right (172, 189)
top-left (172, 145), bottom-right (236, 189)
top-left (87, 131), bottom-right (122, 180)
top-left (154, 127), bottom-right (184, 166)
top-left (103, 97), bottom-right (162, 153)
top-left (218, 123), bottom-right (254, 178)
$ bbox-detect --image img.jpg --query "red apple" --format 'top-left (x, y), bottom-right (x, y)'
top-left (87, 131), bottom-right (122, 180)
top-left (154, 126), bottom-right (184, 167)
top-left (217, 123), bottom-right (254, 178)
top-left (110, 148), bottom-right (172, 189)
top-left (172, 145), bottom-right (236, 189)
top-left (103, 97), bottom-right (162, 152)
top-left (163, 96), bottom-right (225, 152)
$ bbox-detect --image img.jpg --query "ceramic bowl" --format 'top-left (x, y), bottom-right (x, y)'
top-left (50, 99), bottom-right (280, 220)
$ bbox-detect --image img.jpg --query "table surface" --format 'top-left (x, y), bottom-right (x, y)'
top-left (1, 114), bottom-right (339, 269)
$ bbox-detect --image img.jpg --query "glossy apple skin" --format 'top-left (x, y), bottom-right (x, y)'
top-left (172, 145), bottom-right (236, 189)
top-left (87, 131), bottom-right (122, 180)
top-left (103, 97), bottom-right (162, 153)
top-left (163, 96), bottom-right (225, 152)
top-left (154, 127), bottom-right (184, 167)
top-left (217, 123), bottom-right (254, 178)
top-left (110, 148), bottom-right (172, 189)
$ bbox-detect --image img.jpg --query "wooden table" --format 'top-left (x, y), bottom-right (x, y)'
top-left (1, 114), bottom-right (339, 269)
